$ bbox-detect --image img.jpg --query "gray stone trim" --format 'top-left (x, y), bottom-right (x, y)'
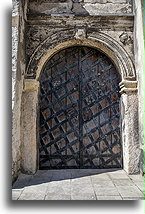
top-left (25, 30), bottom-right (136, 81)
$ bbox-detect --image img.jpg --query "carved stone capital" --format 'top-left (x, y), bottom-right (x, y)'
top-left (24, 79), bottom-right (39, 91)
top-left (119, 80), bottom-right (138, 93)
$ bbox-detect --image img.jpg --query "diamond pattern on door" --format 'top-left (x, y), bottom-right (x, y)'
top-left (39, 46), bottom-right (122, 169)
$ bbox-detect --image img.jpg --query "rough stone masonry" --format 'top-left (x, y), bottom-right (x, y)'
top-left (12, 0), bottom-right (144, 183)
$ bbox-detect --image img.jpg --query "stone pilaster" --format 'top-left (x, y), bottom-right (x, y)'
top-left (21, 79), bottom-right (39, 174)
top-left (120, 80), bottom-right (140, 174)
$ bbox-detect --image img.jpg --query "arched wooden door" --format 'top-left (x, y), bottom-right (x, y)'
top-left (39, 46), bottom-right (122, 169)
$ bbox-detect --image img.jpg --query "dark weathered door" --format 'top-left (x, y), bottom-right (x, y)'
top-left (39, 46), bottom-right (122, 169)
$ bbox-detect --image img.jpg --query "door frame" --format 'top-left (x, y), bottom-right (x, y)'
top-left (21, 36), bottom-right (139, 174)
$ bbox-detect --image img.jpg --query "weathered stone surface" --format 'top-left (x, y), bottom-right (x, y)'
top-left (12, 0), bottom-right (20, 183)
top-left (28, 0), bottom-right (133, 16)
top-left (28, 0), bottom-right (73, 15)
top-left (83, 3), bottom-right (132, 15)
top-left (121, 92), bottom-right (140, 174)
top-left (12, 27), bottom-right (18, 109)
top-left (21, 87), bottom-right (39, 174)
top-left (12, 0), bottom-right (19, 17)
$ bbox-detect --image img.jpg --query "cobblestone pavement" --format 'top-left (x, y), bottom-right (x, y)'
top-left (12, 169), bottom-right (144, 200)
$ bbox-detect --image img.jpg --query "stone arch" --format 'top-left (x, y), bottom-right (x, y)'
top-left (25, 29), bottom-right (136, 83)
top-left (22, 30), bottom-right (139, 174)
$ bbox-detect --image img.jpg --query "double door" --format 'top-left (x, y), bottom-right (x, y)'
top-left (39, 46), bottom-right (122, 169)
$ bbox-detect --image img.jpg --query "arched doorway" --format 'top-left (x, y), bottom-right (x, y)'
top-left (39, 46), bottom-right (122, 169)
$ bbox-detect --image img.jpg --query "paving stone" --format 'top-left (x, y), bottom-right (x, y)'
top-left (112, 179), bottom-right (135, 186)
top-left (24, 183), bottom-right (48, 193)
top-left (71, 176), bottom-right (92, 184)
top-left (91, 180), bottom-right (115, 187)
top-left (91, 173), bottom-right (111, 181)
top-left (97, 196), bottom-right (122, 200)
top-left (123, 197), bottom-right (144, 200)
top-left (12, 190), bottom-right (23, 200)
top-left (94, 186), bottom-right (120, 196)
top-left (107, 170), bottom-right (130, 180)
top-left (116, 186), bottom-right (144, 198)
top-left (46, 180), bottom-right (71, 195)
top-left (45, 193), bottom-right (71, 200)
top-left (132, 181), bottom-right (144, 192)
top-left (18, 192), bottom-right (46, 200)
top-left (128, 174), bottom-right (144, 182)
top-left (71, 193), bottom-right (96, 200)
top-left (71, 184), bottom-right (94, 195)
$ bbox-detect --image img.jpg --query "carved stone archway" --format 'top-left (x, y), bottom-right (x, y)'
top-left (21, 32), bottom-right (139, 174)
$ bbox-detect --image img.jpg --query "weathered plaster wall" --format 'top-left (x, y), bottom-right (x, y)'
top-left (12, 0), bottom-right (28, 183)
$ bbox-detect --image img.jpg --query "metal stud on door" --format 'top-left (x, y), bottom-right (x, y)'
top-left (39, 46), bottom-right (122, 169)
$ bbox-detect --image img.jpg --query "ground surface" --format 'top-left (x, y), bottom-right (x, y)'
top-left (12, 169), bottom-right (144, 200)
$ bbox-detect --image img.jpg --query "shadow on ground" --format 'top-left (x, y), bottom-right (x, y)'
top-left (13, 168), bottom-right (125, 189)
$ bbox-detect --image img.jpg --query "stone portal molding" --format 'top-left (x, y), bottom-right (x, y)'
top-left (119, 80), bottom-right (138, 93)
top-left (25, 29), bottom-right (136, 81)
